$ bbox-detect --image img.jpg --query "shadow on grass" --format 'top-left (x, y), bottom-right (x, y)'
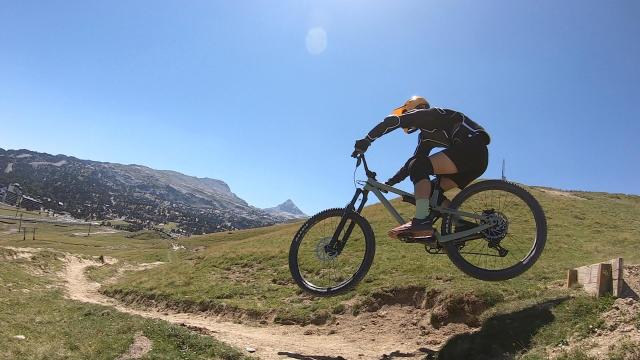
top-left (436, 297), bottom-right (570, 360)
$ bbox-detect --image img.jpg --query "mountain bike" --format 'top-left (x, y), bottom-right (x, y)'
top-left (288, 154), bottom-right (547, 296)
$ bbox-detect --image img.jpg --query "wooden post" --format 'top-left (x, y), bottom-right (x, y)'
top-left (32, 227), bottom-right (36, 240)
top-left (18, 213), bottom-right (22, 230)
top-left (611, 258), bottom-right (624, 297)
top-left (22, 228), bottom-right (26, 241)
top-left (566, 269), bottom-right (578, 288)
top-left (88, 222), bottom-right (91, 236)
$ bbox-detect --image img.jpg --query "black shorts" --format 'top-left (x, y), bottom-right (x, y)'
top-left (440, 136), bottom-right (488, 188)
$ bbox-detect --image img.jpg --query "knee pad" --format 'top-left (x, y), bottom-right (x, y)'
top-left (409, 155), bottom-right (434, 184)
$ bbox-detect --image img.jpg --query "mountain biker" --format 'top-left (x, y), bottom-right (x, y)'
top-left (351, 96), bottom-right (490, 239)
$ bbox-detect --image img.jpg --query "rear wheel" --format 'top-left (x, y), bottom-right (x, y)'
top-left (441, 180), bottom-right (547, 281)
top-left (289, 208), bottom-right (375, 296)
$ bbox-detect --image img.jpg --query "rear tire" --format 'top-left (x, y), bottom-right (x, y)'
top-left (289, 208), bottom-right (375, 296)
top-left (441, 180), bottom-right (547, 281)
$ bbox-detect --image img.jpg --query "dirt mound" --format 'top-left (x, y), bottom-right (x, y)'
top-left (116, 332), bottom-right (153, 360)
top-left (429, 292), bottom-right (487, 328)
top-left (102, 288), bottom-right (272, 324)
top-left (359, 286), bottom-right (434, 311)
top-left (353, 286), bottom-right (487, 328)
top-left (621, 265), bottom-right (640, 299)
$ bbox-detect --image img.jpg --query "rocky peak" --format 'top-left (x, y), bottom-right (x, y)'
top-left (263, 199), bottom-right (307, 219)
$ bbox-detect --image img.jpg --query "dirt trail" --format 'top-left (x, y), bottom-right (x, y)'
top-left (2, 245), bottom-right (467, 358)
top-left (61, 255), bottom-right (440, 359)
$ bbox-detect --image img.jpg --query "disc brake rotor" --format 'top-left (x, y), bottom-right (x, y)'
top-left (315, 237), bottom-right (337, 262)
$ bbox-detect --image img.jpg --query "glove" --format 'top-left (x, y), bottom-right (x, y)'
top-left (385, 156), bottom-right (415, 186)
top-left (351, 138), bottom-right (371, 158)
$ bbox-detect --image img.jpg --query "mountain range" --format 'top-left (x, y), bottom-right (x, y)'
top-left (0, 148), bottom-right (306, 235)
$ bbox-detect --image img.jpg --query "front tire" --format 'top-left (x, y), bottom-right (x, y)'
top-left (289, 208), bottom-right (375, 296)
top-left (441, 180), bottom-right (547, 281)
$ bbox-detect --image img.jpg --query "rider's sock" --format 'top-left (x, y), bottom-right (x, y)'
top-left (415, 199), bottom-right (429, 219)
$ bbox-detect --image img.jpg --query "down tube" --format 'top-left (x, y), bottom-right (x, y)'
top-left (370, 188), bottom-right (406, 225)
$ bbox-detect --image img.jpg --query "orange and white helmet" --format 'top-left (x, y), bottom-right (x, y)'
top-left (392, 96), bottom-right (430, 133)
top-left (392, 96), bottom-right (430, 116)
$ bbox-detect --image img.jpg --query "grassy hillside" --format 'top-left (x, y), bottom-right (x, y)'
top-left (96, 185), bottom-right (640, 322)
top-left (1, 183), bottom-right (638, 358)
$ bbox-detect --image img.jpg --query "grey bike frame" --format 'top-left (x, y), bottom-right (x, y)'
top-left (358, 177), bottom-right (495, 243)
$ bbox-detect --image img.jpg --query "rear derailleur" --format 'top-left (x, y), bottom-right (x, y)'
top-left (488, 240), bottom-right (509, 257)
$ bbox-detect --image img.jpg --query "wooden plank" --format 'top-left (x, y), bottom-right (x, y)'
top-left (567, 258), bottom-right (623, 297)
top-left (577, 265), bottom-right (598, 295)
top-left (597, 263), bottom-right (613, 297)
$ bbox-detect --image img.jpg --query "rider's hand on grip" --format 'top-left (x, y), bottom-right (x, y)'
top-left (386, 160), bottom-right (412, 186)
top-left (352, 138), bottom-right (371, 158)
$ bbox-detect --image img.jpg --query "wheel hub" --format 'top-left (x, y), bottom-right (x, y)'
top-left (481, 210), bottom-right (509, 242)
top-left (315, 237), bottom-right (337, 262)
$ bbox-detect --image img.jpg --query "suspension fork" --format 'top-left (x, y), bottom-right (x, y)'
top-left (328, 189), bottom-right (369, 254)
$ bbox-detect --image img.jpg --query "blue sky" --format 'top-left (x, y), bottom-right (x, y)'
top-left (1, 0), bottom-right (638, 214)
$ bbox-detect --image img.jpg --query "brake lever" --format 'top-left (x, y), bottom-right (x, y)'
top-left (356, 156), bottom-right (362, 167)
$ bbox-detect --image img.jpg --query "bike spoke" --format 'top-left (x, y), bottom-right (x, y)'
top-left (451, 188), bottom-right (538, 271)
top-left (296, 214), bottom-right (367, 289)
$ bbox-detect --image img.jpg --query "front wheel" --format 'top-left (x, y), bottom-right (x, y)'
top-left (441, 180), bottom-right (547, 281)
top-left (289, 208), bottom-right (375, 296)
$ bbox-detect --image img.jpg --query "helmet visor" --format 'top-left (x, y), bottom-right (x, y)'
top-left (391, 105), bottom-right (407, 116)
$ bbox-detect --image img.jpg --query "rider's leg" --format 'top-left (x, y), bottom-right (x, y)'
top-left (409, 157), bottom-right (433, 220)
top-left (411, 152), bottom-right (458, 219)
top-left (437, 177), bottom-right (460, 208)
top-left (387, 153), bottom-right (460, 238)
top-left (439, 176), bottom-right (480, 231)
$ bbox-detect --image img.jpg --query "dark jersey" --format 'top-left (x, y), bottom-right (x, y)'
top-left (365, 108), bottom-right (490, 156)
